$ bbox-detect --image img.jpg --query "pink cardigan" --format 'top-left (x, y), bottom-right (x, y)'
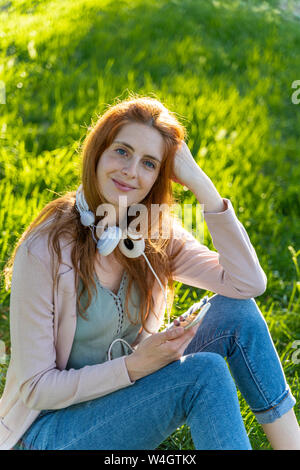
top-left (0, 198), bottom-right (267, 449)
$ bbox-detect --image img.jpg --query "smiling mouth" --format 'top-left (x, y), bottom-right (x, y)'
top-left (112, 178), bottom-right (137, 190)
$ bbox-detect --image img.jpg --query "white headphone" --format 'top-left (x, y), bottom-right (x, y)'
top-left (75, 184), bottom-right (171, 358)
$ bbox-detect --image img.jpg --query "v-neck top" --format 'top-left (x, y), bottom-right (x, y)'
top-left (66, 271), bottom-right (142, 370)
top-left (3, 197), bottom-right (270, 450)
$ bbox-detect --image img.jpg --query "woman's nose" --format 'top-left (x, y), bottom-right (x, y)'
top-left (121, 157), bottom-right (138, 176)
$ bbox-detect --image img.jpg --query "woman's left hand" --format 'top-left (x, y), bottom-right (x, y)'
top-left (170, 140), bottom-right (226, 213)
top-left (170, 141), bottom-right (204, 189)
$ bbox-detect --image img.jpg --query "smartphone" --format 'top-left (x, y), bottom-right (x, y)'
top-left (163, 296), bottom-right (211, 331)
top-left (182, 302), bottom-right (211, 330)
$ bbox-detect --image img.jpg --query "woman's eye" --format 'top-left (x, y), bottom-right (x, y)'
top-left (116, 148), bottom-right (127, 156)
top-left (115, 148), bottom-right (155, 170)
top-left (144, 160), bottom-right (155, 169)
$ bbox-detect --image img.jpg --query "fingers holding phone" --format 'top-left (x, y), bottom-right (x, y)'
top-left (170, 302), bottom-right (211, 331)
top-left (125, 301), bottom-right (211, 381)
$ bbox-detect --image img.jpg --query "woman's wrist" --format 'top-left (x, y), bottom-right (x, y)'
top-left (188, 172), bottom-right (225, 213)
top-left (125, 353), bottom-right (142, 381)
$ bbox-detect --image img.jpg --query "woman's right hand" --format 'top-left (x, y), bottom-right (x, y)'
top-left (125, 323), bottom-right (199, 381)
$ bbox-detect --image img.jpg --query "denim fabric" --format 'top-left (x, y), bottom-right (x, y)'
top-left (13, 294), bottom-right (296, 450)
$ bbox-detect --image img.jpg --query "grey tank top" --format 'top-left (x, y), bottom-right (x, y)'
top-left (66, 271), bottom-right (142, 370)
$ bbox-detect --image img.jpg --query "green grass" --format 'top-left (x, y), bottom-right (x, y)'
top-left (0, 0), bottom-right (300, 450)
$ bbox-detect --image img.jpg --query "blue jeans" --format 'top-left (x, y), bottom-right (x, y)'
top-left (13, 295), bottom-right (296, 450)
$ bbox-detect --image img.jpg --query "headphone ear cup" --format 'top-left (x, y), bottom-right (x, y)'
top-left (118, 237), bottom-right (145, 258)
top-left (96, 226), bottom-right (123, 256)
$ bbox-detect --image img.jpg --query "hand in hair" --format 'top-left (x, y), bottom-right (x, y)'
top-left (171, 140), bottom-right (225, 213)
top-left (170, 140), bottom-right (202, 188)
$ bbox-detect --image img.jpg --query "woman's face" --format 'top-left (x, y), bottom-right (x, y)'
top-left (96, 122), bottom-right (164, 214)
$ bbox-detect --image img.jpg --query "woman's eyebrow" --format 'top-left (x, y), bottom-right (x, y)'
top-left (113, 140), bottom-right (161, 163)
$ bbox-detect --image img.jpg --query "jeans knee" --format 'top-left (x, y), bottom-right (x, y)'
top-left (210, 295), bottom-right (267, 333)
top-left (179, 353), bottom-right (239, 418)
top-left (233, 298), bottom-right (268, 336)
top-left (185, 352), bottom-right (232, 382)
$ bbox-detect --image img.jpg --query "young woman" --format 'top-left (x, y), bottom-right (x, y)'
top-left (1, 96), bottom-right (299, 450)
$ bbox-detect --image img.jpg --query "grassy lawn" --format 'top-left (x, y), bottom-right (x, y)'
top-left (0, 0), bottom-right (299, 450)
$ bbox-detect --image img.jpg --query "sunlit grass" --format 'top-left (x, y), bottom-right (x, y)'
top-left (0, 0), bottom-right (299, 450)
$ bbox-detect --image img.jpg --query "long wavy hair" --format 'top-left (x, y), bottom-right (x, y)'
top-left (4, 95), bottom-right (188, 334)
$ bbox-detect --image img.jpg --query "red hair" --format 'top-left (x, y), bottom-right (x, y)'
top-left (4, 94), bottom-right (187, 334)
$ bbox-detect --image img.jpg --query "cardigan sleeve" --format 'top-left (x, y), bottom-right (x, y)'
top-left (168, 198), bottom-right (267, 299)
top-left (9, 243), bottom-right (135, 411)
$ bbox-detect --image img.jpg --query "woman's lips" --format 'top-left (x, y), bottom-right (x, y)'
top-left (112, 178), bottom-right (136, 191)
